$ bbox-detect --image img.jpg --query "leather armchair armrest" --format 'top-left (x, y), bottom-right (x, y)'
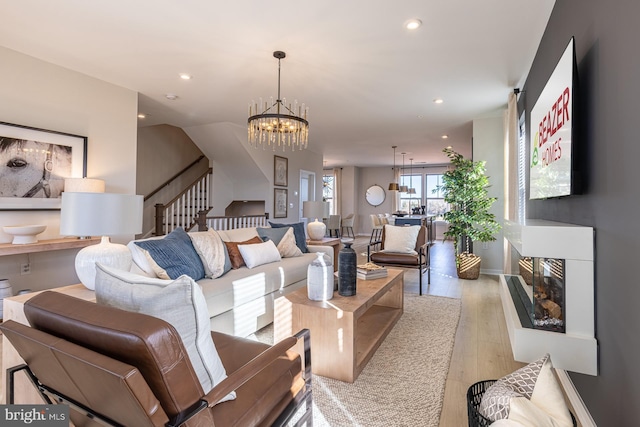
top-left (367, 241), bottom-right (382, 261)
top-left (203, 329), bottom-right (311, 408)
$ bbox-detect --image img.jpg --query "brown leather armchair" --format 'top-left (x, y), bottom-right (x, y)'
top-left (0, 291), bottom-right (312, 427)
top-left (367, 225), bottom-right (431, 295)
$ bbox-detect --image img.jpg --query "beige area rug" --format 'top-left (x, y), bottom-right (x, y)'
top-left (251, 294), bottom-right (462, 426)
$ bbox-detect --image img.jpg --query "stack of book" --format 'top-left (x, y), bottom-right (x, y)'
top-left (356, 262), bottom-right (388, 280)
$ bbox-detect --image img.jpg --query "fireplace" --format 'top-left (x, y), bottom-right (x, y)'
top-left (501, 219), bottom-right (597, 375)
top-left (507, 249), bottom-right (566, 333)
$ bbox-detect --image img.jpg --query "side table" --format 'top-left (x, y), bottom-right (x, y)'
top-left (307, 237), bottom-right (341, 271)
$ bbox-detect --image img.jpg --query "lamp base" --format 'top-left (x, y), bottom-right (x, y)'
top-left (75, 236), bottom-right (132, 290)
top-left (307, 219), bottom-right (326, 241)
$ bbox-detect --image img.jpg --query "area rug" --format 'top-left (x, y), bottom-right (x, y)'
top-left (251, 294), bottom-right (462, 426)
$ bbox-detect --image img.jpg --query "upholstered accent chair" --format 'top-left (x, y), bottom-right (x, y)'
top-left (1, 291), bottom-right (312, 427)
top-left (341, 213), bottom-right (355, 238)
top-left (369, 214), bottom-right (383, 249)
top-left (326, 214), bottom-right (341, 237)
top-left (367, 224), bottom-right (431, 295)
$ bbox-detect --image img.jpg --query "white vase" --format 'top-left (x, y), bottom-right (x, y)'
top-left (0, 279), bottom-right (14, 319)
top-left (307, 218), bottom-right (326, 241)
top-left (307, 252), bottom-right (333, 301)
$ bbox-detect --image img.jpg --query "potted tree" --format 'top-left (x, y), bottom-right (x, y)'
top-left (437, 147), bottom-right (501, 279)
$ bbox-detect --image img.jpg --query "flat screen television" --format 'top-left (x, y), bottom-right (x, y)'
top-left (529, 37), bottom-right (576, 200)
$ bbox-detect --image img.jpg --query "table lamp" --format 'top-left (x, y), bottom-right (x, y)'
top-left (60, 192), bottom-right (143, 290)
top-left (303, 201), bottom-right (330, 241)
top-left (64, 177), bottom-right (106, 193)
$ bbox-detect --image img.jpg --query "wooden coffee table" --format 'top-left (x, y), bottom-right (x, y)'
top-left (274, 269), bottom-right (403, 383)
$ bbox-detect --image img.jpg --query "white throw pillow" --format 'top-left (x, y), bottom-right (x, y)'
top-left (189, 229), bottom-right (231, 278)
top-left (238, 240), bottom-right (282, 269)
top-left (277, 227), bottom-right (303, 258)
top-left (380, 225), bottom-right (420, 255)
top-left (94, 263), bottom-right (235, 404)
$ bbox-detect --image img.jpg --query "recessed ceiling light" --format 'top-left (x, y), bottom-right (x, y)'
top-left (446, 145), bottom-right (452, 150)
top-left (179, 73), bottom-right (192, 80)
top-left (433, 98), bottom-right (444, 104)
top-left (405, 19), bottom-right (422, 30)
top-left (417, 115), bottom-right (424, 119)
top-left (165, 94), bottom-right (178, 100)
top-left (442, 135), bottom-right (449, 139)
top-left (137, 113), bottom-right (146, 119)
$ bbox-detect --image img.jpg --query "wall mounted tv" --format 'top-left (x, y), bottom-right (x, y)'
top-left (529, 37), bottom-right (576, 200)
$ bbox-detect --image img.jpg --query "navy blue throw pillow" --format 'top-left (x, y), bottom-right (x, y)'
top-left (134, 227), bottom-right (206, 280)
top-left (268, 222), bottom-right (308, 253)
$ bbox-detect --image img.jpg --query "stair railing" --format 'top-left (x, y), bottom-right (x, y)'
top-left (155, 168), bottom-right (212, 235)
top-left (197, 212), bottom-right (269, 231)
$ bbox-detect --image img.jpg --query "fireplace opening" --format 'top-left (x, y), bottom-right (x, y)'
top-left (509, 247), bottom-right (566, 333)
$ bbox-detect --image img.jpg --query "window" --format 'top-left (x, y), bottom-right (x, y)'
top-left (517, 112), bottom-right (527, 223)
top-left (426, 174), bottom-right (449, 218)
top-left (399, 174), bottom-right (422, 212)
top-left (322, 173), bottom-right (334, 214)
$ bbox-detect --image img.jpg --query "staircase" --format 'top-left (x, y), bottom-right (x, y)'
top-left (154, 168), bottom-right (212, 235)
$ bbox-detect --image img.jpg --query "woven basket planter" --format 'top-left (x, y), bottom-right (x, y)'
top-left (457, 252), bottom-right (481, 280)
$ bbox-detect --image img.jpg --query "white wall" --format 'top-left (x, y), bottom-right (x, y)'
top-left (472, 114), bottom-right (505, 275)
top-left (0, 46), bottom-right (138, 292)
top-left (185, 122), bottom-right (324, 222)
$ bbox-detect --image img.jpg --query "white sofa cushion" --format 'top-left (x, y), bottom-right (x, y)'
top-left (94, 263), bottom-right (235, 404)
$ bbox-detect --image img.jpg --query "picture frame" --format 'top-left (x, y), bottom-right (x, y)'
top-left (0, 121), bottom-right (87, 210)
top-left (274, 155), bottom-right (288, 187)
top-left (274, 188), bottom-right (288, 218)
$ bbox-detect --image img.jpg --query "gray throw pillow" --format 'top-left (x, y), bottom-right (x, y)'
top-left (95, 263), bottom-right (235, 404)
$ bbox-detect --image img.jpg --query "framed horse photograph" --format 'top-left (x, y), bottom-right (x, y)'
top-left (0, 122), bottom-right (87, 210)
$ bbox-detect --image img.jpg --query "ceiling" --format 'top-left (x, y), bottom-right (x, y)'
top-left (1, 0), bottom-right (555, 168)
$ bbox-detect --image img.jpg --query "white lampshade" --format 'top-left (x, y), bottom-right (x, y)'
top-left (303, 201), bottom-right (330, 241)
top-left (60, 192), bottom-right (143, 290)
top-left (64, 178), bottom-right (106, 193)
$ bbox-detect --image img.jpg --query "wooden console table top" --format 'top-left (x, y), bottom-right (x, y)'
top-left (0, 237), bottom-right (100, 256)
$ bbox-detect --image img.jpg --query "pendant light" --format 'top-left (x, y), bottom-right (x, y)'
top-left (408, 158), bottom-right (417, 194)
top-left (399, 153), bottom-right (409, 193)
top-left (388, 146), bottom-right (399, 191)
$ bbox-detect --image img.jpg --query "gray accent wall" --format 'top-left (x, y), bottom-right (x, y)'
top-left (524, 1), bottom-right (640, 424)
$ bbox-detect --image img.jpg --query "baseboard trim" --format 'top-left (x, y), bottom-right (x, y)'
top-left (556, 369), bottom-right (596, 427)
top-left (480, 268), bottom-right (503, 276)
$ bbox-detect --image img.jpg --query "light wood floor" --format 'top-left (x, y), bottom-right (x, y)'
top-left (352, 236), bottom-right (524, 426)
top-left (1, 237), bottom-right (523, 426)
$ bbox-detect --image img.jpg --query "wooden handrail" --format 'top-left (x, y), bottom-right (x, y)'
top-left (197, 213), bottom-right (269, 231)
top-left (161, 168), bottom-right (212, 208)
top-left (144, 155), bottom-right (206, 201)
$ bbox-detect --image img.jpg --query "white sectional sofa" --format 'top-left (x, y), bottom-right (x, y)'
top-left (128, 226), bottom-right (333, 337)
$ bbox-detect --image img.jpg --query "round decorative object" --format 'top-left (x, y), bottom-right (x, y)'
top-left (365, 185), bottom-right (386, 207)
top-left (307, 219), bottom-right (327, 241)
top-left (338, 239), bottom-right (357, 296)
top-left (307, 252), bottom-right (333, 301)
top-left (3, 225), bottom-right (47, 244)
top-left (0, 279), bottom-right (14, 319)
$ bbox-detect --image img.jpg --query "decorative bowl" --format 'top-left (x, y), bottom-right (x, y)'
top-left (3, 225), bottom-right (47, 244)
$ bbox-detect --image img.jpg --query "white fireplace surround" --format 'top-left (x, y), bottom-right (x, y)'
top-left (501, 219), bottom-right (598, 376)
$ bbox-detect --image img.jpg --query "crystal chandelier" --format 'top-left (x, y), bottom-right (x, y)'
top-left (248, 51), bottom-right (309, 151)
